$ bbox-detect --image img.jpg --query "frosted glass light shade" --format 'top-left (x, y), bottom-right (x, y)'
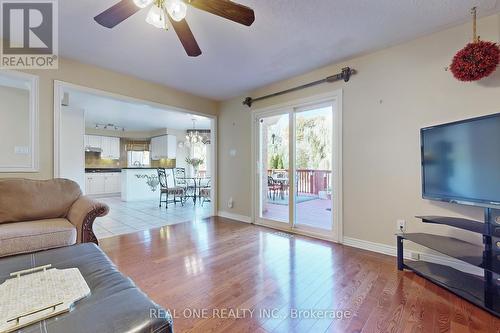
top-left (146, 5), bottom-right (168, 30)
top-left (165, 0), bottom-right (187, 22)
top-left (133, 0), bottom-right (153, 8)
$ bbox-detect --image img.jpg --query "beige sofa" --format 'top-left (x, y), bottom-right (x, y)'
top-left (0, 178), bottom-right (109, 257)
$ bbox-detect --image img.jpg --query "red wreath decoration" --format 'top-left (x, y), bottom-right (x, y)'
top-left (450, 41), bottom-right (500, 81)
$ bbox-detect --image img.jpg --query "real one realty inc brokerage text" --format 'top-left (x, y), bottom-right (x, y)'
top-left (150, 308), bottom-right (352, 320)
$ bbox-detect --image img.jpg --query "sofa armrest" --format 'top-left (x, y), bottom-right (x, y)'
top-left (67, 196), bottom-right (109, 245)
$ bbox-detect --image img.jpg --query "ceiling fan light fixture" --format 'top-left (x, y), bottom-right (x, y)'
top-left (133, 0), bottom-right (153, 8)
top-left (94, 0), bottom-right (254, 56)
top-left (146, 5), bottom-right (168, 29)
top-left (165, 0), bottom-right (187, 22)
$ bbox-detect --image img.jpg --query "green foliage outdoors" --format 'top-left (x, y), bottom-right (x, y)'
top-left (267, 114), bottom-right (331, 170)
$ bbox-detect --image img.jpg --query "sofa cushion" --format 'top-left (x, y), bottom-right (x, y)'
top-left (0, 218), bottom-right (77, 257)
top-left (0, 178), bottom-right (82, 224)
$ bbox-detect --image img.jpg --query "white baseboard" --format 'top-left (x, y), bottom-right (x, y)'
top-left (343, 236), bottom-right (483, 276)
top-left (343, 237), bottom-right (402, 258)
top-left (217, 211), bottom-right (252, 224)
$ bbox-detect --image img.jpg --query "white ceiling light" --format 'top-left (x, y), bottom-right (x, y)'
top-left (133, 0), bottom-right (153, 8)
top-left (146, 5), bottom-right (168, 30)
top-left (95, 123), bottom-right (125, 132)
top-left (165, 0), bottom-right (187, 22)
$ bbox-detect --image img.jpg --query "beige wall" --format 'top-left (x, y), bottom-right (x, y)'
top-left (0, 57), bottom-right (217, 179)
top-left (0, 86), bottom-right (30, 167)
top-left (218, 97), bottom-right (253, 214)
top-left (218, 14), bottom-right (500, 247)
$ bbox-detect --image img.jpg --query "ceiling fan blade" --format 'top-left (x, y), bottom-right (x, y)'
top-left (188, 0), bottom-right (255, 26)
top-left (94, 0), bottom-right (141, 28)
top-left (168, 16), bottom-right (202, 57)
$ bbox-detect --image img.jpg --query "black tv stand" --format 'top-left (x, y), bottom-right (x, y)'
top-left (397, 208), bottom-right (500, 317)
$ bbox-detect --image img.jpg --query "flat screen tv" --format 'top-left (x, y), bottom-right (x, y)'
top-left (421, 113), bottom-right (500, 208)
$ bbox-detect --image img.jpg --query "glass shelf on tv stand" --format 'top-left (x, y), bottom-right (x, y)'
top-left (399, 233), bottom-right (500, 275)
top-left (416, 216), bottom-right (500, 237)
top-left (404, 261), bottom-right (500, 317)
top-left (397, 208), bottom-right (500, 318)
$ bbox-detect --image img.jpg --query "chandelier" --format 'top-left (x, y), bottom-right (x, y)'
top-left (186, 119), bottom-right (203, 144)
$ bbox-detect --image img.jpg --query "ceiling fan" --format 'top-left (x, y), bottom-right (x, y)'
top-left (94, 0), bottom-right (255, 57)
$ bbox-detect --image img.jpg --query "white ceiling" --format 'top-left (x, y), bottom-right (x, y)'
top-left (58, 1), bottom-right (499, 100)
top-left (67, 89), bottom-right (212, 131)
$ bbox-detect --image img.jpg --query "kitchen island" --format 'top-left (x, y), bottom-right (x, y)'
top-left (121, 168), bottom-right (160, 202)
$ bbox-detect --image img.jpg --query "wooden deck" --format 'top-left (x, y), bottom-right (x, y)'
top-left (99, 217), bottom-right (500, 333)
top-left (263, 196), bottom-right (332, 230)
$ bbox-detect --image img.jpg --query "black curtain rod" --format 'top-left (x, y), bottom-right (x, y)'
top-left (242, 67), bottom-right (356, 107)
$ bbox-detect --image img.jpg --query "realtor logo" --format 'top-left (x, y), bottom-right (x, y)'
top-left (1, 0), bottom-right (58, 69)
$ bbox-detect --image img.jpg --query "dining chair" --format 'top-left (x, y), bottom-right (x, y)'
top-left (267, 176), bottom-right (281, 200)
top-left (158, 168), bottom-right (185, 209)
top-left (199, 179), bottom-right (211, 207)
top-left (280, 180), bottom-right (289, 199)
top-left (174, 167), bottom-right (195, 200)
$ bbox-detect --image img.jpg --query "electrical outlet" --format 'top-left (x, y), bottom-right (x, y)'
top-left (228, 197), bottom-right (234, 209)
top-left (410, 252), bottom-right (420, 260)
top-left (397, 219), bottom-right (406, 232)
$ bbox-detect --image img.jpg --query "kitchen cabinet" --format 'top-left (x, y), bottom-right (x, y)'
top-left (104, 172), bottom-right (121, 193)
top-left (101, 136), bottom-right (120, 159)
top-left (150, 135), bottom-right (176, 160)
top-left (85, 173), bottom-right (105, 195)
top-left (150, 136), bottom-right (159, 160)
top-left (85, 172), bottom-right (121, 195)
top-left (84, 135), bottom-right (101, 150)
top-left (167, 135), bottom-right (177, 159)
top-left (84, 135), bottom-right (120, 159)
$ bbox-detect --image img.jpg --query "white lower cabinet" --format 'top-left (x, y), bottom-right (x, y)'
top-left (85, 174), bottom-right (105, 195)
top-left (104, 173), bottom-right (121, 193)
top-left (85, 172), bottom-right (121, 195)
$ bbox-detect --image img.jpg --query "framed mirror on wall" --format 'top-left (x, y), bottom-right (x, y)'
top-left (0, 70), bottom-right (39, 172)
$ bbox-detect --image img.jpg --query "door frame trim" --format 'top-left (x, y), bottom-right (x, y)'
top-left (250, 89), bottom-right (343, 243)
top-left (53, 80), bottom-right (218, 216)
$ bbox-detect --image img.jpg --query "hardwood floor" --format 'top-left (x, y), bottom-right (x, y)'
top-left (99, 217), bottom-right (500, 333)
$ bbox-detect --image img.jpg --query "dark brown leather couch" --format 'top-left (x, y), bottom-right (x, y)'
top-left (0, 178), bottom-right (108, 257)
top-left (0, 243), bottom-right (173, 332)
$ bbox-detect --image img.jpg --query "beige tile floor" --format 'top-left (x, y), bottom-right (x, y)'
top-left (93, 196), bottom-right (213, 239)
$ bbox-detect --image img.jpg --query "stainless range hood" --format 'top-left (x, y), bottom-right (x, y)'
top-left (85, 146), bottom-right (102, 153)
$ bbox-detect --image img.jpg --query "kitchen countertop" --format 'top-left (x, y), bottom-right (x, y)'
top-left (85, 167), bottom-right (161, 173)
top-left (85, 168), bottom-right (122, 173)
top-left (121, 167), bottom-right (158, 170)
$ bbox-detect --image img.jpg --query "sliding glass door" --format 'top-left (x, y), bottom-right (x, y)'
top-left (294, 104), bottom-right (334, 232)
top-left (257, 112), bottom-right (290, 225)
top-left (254, 96), bottom-right (340, 241)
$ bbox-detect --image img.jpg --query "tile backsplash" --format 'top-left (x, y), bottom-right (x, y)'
top-left (150, 159), bottom-right (176, 169)
top-left (85, 141), bottom-right (176, 168)
top-left (85, 152), bottom-right (122, 168)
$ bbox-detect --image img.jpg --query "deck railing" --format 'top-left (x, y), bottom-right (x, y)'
top-left (268, 169), bottom-right (331, 195)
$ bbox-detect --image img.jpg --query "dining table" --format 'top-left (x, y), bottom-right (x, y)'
top-left (183, 176), bottom-right (211, 204)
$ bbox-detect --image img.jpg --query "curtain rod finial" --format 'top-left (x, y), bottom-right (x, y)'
top-left (342, 67), bottom-right (355, 82)
top-left (243, 97), bottom-right (253, 108)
